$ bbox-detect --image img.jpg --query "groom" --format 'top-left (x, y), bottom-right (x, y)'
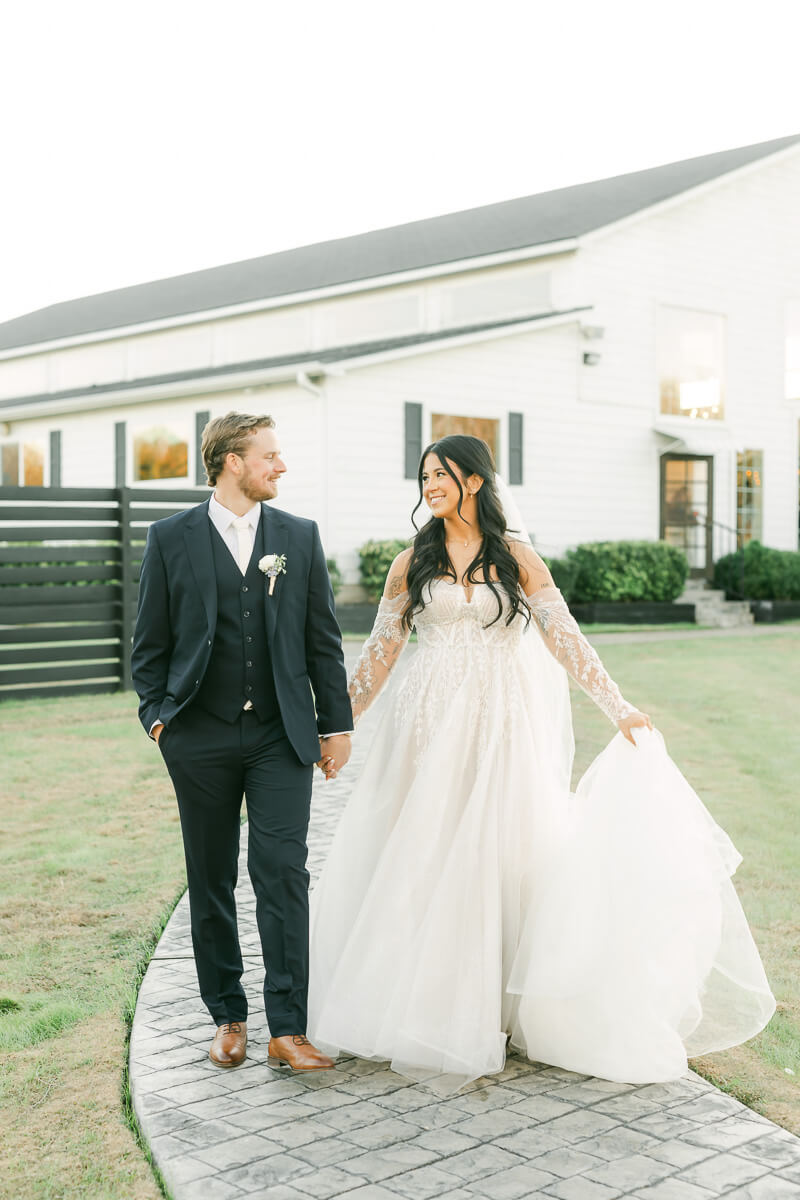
top-left (132, 412), bottom-right (352, 1071)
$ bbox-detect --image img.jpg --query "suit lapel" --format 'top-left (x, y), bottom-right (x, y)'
top-left (183, 500), bottom-right (217, 634)
top-left (260, 504), bottom-right (289, 645)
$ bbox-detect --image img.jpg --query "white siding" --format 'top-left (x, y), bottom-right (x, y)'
top-left (3, 146), bottom-right (800, 570)
top-left (576, 146), bottom-right (800, 550)
top-left (320, 322), bottom-right (654, 583)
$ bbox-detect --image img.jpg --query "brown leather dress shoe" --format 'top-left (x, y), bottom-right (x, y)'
top-left (267, 1034), bottom-right (335, 1071)
top-left (209, 1020), bottom-right (247, 1067)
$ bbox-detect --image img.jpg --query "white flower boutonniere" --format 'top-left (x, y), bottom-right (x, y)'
top-left (258, 553), bottom-right (287, 595)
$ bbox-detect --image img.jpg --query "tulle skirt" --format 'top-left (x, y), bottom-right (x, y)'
top-left (307, 632), bottom-right (775, 1090)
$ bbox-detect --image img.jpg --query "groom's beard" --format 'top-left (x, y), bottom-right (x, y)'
top-left (239, 471), bottom-right (279, 503)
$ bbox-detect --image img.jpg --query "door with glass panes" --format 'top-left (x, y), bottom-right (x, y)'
top-left (660, 454), bottom-right (713, 579)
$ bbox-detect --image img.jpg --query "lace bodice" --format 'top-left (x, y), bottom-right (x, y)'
top-left (348, 580), bottom-right (636, 726)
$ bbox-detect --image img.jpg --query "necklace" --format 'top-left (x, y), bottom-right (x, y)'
top-left (446, 535), bottom-right (483, 549)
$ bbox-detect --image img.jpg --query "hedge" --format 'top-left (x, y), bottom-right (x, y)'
top-left (714, 541), bottom-right (800, 600)
top-left (358, 539), bottom-right (410, 601)
top-left (543, 540), bottom-right (688, 604)
top-left (359, 537), bottom-right (688, 605)
top-left (326, 558), bottom-right (342, 597)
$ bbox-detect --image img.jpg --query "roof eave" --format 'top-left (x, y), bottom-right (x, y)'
top-left (331, 308), bottom-right (590, 372)
top-left (0, 308), bottom-right (590, 421)
top-left (0, 238), bottom-right (579, 362)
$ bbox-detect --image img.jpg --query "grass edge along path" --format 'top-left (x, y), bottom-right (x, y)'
top-left (121, 893), bottom-right (185, 1200)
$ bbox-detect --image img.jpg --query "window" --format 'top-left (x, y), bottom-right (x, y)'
top-left (660, 455), bottom-right (713, 576)
top-left (439, 267), bottom-right (551, 328)
top-left (133, 425), bottom-right (189, 481)
top-left (736, 450), bottom-right (763, 545)
top-left (431, 414), bottom-right (500, 465)
top-left (0, 441), bottom-right (44, 485)
top-left (658, 306), bottom-right (725, 420)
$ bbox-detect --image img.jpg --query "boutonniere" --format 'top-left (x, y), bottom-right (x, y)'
top-left (258, 553), bottom-right (287, 596)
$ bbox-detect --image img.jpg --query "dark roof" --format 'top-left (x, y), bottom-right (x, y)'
top-left (2, 133), bottom-right (798, 354)
top-left (0, 308), bottom-right (588, 411)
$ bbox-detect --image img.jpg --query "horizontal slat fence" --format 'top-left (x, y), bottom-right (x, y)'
top-left (0, 486), bottom-right (208, 702)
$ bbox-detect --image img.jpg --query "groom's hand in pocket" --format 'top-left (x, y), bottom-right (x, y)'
top-left (317, 734), bottom-right (352, 780)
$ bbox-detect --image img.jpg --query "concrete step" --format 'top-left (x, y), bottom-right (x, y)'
top-left (693, 598), bottom-right (754, 628)
top-left (678, 585), bottom-right (726, 602)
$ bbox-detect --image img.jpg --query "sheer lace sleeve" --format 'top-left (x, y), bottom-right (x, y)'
top-left (527, 586), bottom-right (637, 724)
top-left (348, 592), bottom-right (411, 724)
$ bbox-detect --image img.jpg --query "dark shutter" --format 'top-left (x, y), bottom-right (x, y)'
top-left (114, 421), bottom-right (126, 487)
top-left (508, 412), bottom-right (523, 485)
top-left (195, 410), bottom-right (210, 485)
top-left (404, 402), bottom-right (423, 479)
top-left (49, 430), bottom-right (62, 487)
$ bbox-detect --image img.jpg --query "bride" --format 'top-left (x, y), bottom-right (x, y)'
top-left (308, 434), bottom-right (775, 1089)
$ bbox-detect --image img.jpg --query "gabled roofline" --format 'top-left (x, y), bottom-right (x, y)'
top-left (3, 133), bottom-right (797, 360)
top-left (0, 308), bottom-right (588, 421)
top-left (0, 239), bottom-right (578, 363)
top-left (582, 137), bottom-right (800, 246)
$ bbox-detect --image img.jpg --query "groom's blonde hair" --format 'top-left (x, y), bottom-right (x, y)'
top-left (201, 412), bottom-right (276, 486)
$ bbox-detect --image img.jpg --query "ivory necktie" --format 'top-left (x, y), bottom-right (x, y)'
top-left (231, 516), bottom-right (252, 574)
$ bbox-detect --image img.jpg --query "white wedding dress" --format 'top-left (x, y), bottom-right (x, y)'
top-left (308, 580), bottom-right (775, 1089)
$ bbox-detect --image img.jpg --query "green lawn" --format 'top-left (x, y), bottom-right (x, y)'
top-left (0, 692), bottom-right (185, 1200)
top-left (0, 629), bottom-right (798, 1198)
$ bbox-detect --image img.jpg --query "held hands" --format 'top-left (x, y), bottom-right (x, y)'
top-left (316, 734), bottom-right (352, 781)
top-left (617, 711), bottom-right (653, 746)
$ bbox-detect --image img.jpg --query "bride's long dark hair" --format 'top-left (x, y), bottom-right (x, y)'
top-left (402, 435), bottom-right (531, 631)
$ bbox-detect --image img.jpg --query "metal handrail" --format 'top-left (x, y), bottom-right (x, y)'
top-left (677, 514), bottom-right (746, 599)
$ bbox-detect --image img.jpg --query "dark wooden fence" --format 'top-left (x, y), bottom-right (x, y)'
top-left (0, 486), bottom-right (208, 702)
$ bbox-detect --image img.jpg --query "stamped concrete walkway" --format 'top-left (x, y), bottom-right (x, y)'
top-left (130, 645), bottom-right (800, 1200)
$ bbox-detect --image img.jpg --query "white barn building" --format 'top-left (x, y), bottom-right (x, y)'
top-left (1, 133), bottom-right (799, 595)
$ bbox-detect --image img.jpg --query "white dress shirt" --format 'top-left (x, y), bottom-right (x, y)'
top-left (208, 493), bottom-right (261, 567)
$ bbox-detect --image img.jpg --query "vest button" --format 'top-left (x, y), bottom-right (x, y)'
top-left (243, 610), bottom-right (251, 617)
top-left (246, 635), bottom-right (253, 643)
top-left (245, 684), bottom-right (253, 694)
top-left (242, 585), bottom-right (249, 592)
top-left (207, 639), bottom-right (212, 646)
top-left (246, 660), bottom-right (253, 668)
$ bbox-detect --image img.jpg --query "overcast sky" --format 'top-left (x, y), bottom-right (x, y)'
top-left (1, 0), bottom-right (799, 326)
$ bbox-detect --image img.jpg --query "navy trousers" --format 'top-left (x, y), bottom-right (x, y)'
top-left (159, 704), bottom-right (313, 1035)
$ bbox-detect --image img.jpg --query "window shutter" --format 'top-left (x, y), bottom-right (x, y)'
top-left (404, 402), bottom-right (423, 479)
top-left (49, 430), bottom-right (62, 488)
top-left (508, 412), bottom-right (523, 485)
top-left (114, 422), bottom-right (126, 487)
top-left (195, 410), bottom-right (210, 485)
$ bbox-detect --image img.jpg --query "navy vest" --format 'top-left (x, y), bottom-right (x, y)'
top-left (195, 519), bottom-right (280, 723)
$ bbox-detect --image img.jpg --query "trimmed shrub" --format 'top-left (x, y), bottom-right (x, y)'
top-left (326, 557), bottom-right (342, 597)
top-left (541, 555), bottom-right (580, 604)
top-left (714, 541), bottom-right (800, 600)
top-left (358, 538), bottom-right (409, 601)
top-left (563, 540), bottom-right (688, 603)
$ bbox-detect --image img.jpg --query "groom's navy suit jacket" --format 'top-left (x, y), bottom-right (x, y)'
top-left (131, 499), bottom-right (352, 765)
